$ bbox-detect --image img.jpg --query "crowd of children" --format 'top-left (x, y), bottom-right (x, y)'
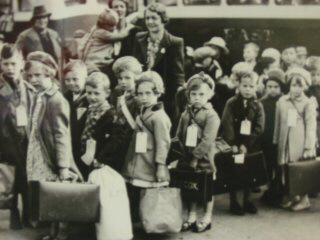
top-left (1, 2), bottom-right (320, 240)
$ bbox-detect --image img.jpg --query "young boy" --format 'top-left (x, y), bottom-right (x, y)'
top-left (63, 60), bottom-right (89, 178)
top-left (281, 45), bottom-right (298, 71)
top-left (0, 44), bottom-right (35, 229)
top-left (260, 68), bottom-right (285, 205)
top-left (221, 69), bottom-right (265, 215)
top-left (110, 56), bottom-right (142, 172)
top-left (79, 72), bottom-right (118, 179)
top-left (243, 42), bottom-right (260, 70)
top-left (261, 47), bottom-right (281, 68)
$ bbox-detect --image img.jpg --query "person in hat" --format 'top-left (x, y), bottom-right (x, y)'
top-left (24, 51), bottom-right (82, 240)
top-left (15, 5), bottom-right (61, 63)
top-left (280, 44), bottom-right (298, 72)
top-left (274, 67), bottom-right (316, 211)
top-left (260, 68), bottom-right (285, 206)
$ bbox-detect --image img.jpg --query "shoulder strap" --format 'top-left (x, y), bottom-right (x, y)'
top-left (137, 115), bottom-right (153, 134)
top-left (119, 96), bottom-right (136, 130)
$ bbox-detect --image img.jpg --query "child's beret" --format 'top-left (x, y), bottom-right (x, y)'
top-left (26, 51), bottom-right (58, 72)
top-left (286, 67), bottom-right (311, 87)
top-left (265, 68), bottom-right (285, 89)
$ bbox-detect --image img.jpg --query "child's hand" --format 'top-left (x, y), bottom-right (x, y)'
top-left (239, 145), bottom-right (247, 154)
top-left (232, 145), bottom-right (239, 154)
top-left (156, 164), bottom-right (169, 182)
top-left (59, 168), bottom-right (70, 181)
top-left (303, 149), bottom-right (315, 160)
top-left (189, 158), bottom-right (198, 170)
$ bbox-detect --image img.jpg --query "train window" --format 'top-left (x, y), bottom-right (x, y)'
top-left (183, 0), bottom-right (220, 5)
top-left (276, 0), bottom-right (320, 4)
top-left (18, 0), bottom-right (34, 11)
top-left (145, 0), bottom-right (178, 6)
top-left (64, 0), bottom-right (86, 6)
top-left (227, 0), bottom-right (268, 5)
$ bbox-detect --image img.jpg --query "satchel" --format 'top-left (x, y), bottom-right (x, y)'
top-left (0, 163), bottom-right (15, 209)
top-left (169, 169), bottom-right (213, 204)
top-left (29, 181), bottom-right (100, 222)
top-left (285, 159), bottom-right (320, 197)
top-left (139, 187), bottom-right (183, 234)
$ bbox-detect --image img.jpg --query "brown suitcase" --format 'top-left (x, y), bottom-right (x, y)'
top-left (29, 181), bottom-right (100, 222)
top-left (285, 159), bottom-right (320, 197)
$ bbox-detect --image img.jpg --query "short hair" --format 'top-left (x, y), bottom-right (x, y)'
top-left (63, 60), bottom-right (87, 78)
top-left (1, 43), bottom-right (23, 60)
top-left (112, 56), bottom-right (142, 77)
top-left (97, 8), bottom-right (119, 30)
top-left (24, 60), bottom-right (55, 79)
top-left (186, 72), bottom-right (215, 98)
top-left (262, 48), bottom-right (281, 60)
top-left (145, 2), bottom-right (169, 24)
top-left (305, 56), bottom-right (320, 72)
top-left (239, 71), bottom-right (259, 85)
top-left (86, 72), bottom-right (110, 93)
top-left (231, 62), bottom-right (253, 82)
top-left (109, 0), bottom-right (129, 10)
top-left (25, 51), bottom-right (57, 78)
top-left (254, 57), bottom-right (276, 75)
top-left (244, 42), bottom-right (260, 54)
top-left (135, 71), bottom-right (164, 95)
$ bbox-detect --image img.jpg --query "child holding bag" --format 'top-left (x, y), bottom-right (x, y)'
top-left (273, 67), bottom-right (317, 211)
top-left (175, 72), bottom-right (220, 233)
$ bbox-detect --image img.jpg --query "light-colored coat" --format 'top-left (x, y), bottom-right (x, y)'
top-left (122, 103), bottom-right (171, 182)
top-left (273, 94), bottom-right (317, 165)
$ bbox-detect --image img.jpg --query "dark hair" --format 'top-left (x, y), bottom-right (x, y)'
top-left (109, 0), bottom-right (129, 11)
top-left (0, 43), bottom-right (23, 60)
top-left (145, 2), bottom-right (169, 24)
top-left (254, 57), bottom-right (276, 75)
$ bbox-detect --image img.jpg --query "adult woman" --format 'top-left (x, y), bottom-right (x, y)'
top-left (132, 3), bottom-right (185, 127)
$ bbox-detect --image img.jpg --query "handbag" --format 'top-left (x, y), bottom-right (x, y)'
top-left (285, 158), bottom-right (320, 197)
top-left (0, 163), bottom-right (15, 209)
top-left (139, 187), bottom-right (183, 234)
top-left (29, 181), bottom-right (100, 222)
top-left (169, 169), bottom-right (213, 204)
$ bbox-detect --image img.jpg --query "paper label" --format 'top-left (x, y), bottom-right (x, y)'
top-left (240, 119), bottom-right (251, 135)
top-left (186, 125), bottom-right (198, 147)
top-left (287, 109), bottom-right (298, 127)
top-left (135, 132), bottom-right (147, 153)
top-left (234, 154), bottom-right (245, 164)
top-left (16, 105), bottom-right (28, 127)
top-left (81, 139), bottom-right (96, 165)
top-left (77, 107), bottom-right (86, 120)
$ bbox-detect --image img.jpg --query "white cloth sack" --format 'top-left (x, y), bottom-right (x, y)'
top-left (88, 166), bottom-right (132, 240)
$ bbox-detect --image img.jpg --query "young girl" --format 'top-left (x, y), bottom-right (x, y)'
top-left (24, 51), bottom-right (82, 240)
top-left (176, 72), bottom-right (220, 233)
top-left (122, 71), bottom-right (171, 222)
top-left (273, 67), bottom-right (317, 211)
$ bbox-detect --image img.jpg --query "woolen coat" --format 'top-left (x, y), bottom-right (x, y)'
top-left (122, 103), bottom-right (171, 182)
top-left (175, 103), bottom-right (220, 172)
top-left (273, 94), bottom-right (317, 165)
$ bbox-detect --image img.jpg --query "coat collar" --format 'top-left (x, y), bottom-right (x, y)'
top-left (140, 102), bottom-right (164, 121)
top-left (0, 74), bottom-right (36, 97)
top-left (42, 83), bottom-right (60, 96)
top-left (284, 93), bottom-right (307, 102)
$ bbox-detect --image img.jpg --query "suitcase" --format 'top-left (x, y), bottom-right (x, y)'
top-left (169, 169), bottom-right (213, 204)
top-left (213, 151), bottom-right (268, 194)
top-left (29, 181), bottom-right (100, 222)
top-left (285, 159), bottom-right (320, 197)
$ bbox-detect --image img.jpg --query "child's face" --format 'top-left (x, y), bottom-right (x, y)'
top-left (243, 47), bottom-right (257, 62)
top-left (86, 84), bottom-right (108, 107)
top-left (64, 71), bottom-right (86, 94)
top-left (189, 83), bottom-right (212, 109)
top-left (117, 70), bottom-right (135, 91)
top-left (136, 82), bottom-right (159, 108)
top-left (238, 76), bottom-right (257, 99)
top-left (289, 76), bottom-right (305, 98)
top-left (1, 54), bottom-right (23, 81)
top-left (265, 80), bottom-right (281, 98)
top-left (281, 48), bottom-right (297, 65)
top-left (25, 62), bottom-right (52, 92)
top-left (311, 69), bottom-right (320, 86)
top-left (296, 46), bottom-right (307, 67)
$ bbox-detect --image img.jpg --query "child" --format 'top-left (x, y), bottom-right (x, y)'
top-left (25, 51), bottom-right (81, 240)
top-left (261, 47), bottom-right (281, 68)
top-left (0, 44), bottom-right (35, 229)
top-left (63, 60), bottom-right (89, 178)
top-left (110, 56), bottom-right (142, 172)
top-left (274, 67), bottom-right (316, 211)
top-left (243, 42), bottom-right (260, 70)
top-left (79, 72), bottom-right (119, 179)
top-left (296, 45), bottom-right (308, 67)
top-left (254, 57), bottom-right (277, 97)
top-left (221, 68), bottom-right (265, 215)
top-left (260, 68), bottom-right (285, 206)
top-left (122, 71), bottom-right (171, 222)
top-left (176, 72), bottom-right (220, 233)
top-left (281, 45), bottom-right (298, 71)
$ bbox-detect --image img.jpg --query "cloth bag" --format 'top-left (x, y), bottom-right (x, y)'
top-left (139, 187), bottom-right (183, 234)
top-left (0, 163), bottom-right (15, 209)
top-left (88, 166), bottom-right (132, 240)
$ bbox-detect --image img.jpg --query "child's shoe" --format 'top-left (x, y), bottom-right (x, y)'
top-left (243, 201), bottom-right (258, 214)
top-left (291, 195), bottom-right (310, 211)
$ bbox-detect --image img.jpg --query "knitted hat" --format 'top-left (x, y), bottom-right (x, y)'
top-left (26, 51), bottom-right (58, 72)
top-left (265, 68), bottom-right (285, 89)
top-left (286, 67), bottom-right (311, 88)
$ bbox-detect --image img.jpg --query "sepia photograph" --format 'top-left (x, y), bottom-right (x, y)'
top-left (0, 0), bottom-right (320, 239)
